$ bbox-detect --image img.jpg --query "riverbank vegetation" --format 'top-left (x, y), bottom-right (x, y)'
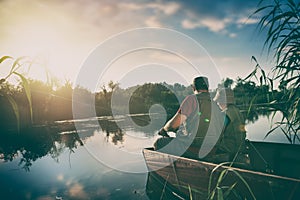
top-left (0, 70), bottom-right (289, 132)
top-left (1, 0), bottom-right (298, 145)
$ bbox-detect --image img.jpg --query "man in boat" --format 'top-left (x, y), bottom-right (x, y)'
top-left (154, 76), bottom-right (226, 160)
top-left (212, 88), bottom-right (248, 163)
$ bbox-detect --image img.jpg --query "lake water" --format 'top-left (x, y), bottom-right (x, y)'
top-left (0, 112), bottom-right (297, 199)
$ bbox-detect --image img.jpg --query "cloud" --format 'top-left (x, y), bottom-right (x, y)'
top-left (120, 1), bottom-right (180, 15)
top-left (68, 183), bottom-right (88, 199)
top-left (236, 16), bottom-right (260, 28)
top-left (182, 17), bottom-right (231, 32)
top-left (117, 1), bottom-right (181, 28)
top-left (145, 16), bottom-right (163, 27)
top-left (57, 174), bottom-right (64, 181)
top-left (120, 2), bottom-right (143, 11)
top-left (177, 0), bottom-right (259, 36)
top-left (172, 0), bottom-right (258, 19)
top-left (201, 17), bottom-right (231, 32)
top-left (146, 2), bottom-right (180, 15)
top-left (0, 0), bottom-right (263, 85)
top-left (229, 33), bottom-right (237, 38)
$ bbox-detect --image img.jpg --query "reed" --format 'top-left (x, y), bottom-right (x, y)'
top-left (207, 162), bottom-right (256, 200)
top-left (0, 56), bottom-right (33, 131)
top-left (247, 0), bottom-right (300, 143)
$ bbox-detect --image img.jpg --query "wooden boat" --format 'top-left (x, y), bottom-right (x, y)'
top-left (143, 141), bottom-right (300, 200)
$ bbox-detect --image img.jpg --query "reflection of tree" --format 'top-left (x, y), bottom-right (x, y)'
top-left (129, 114), bottom-right (165, 137)
top-left (0, 127), bottom-right (83, 171)
top-left (111, 129), bottom-right (124, 145)
top-left (98, 118), bottom-right (124, 145)
top-left (241, 108), bottom-right (273, 124)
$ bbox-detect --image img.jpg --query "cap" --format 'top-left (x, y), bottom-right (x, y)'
top-left (214, 88), bottom-right (235, 104)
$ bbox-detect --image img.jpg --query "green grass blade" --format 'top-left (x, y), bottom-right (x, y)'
top-left (9, 56), bottom-right (27, 75)
top-left (223, 182), bottom-right (237, 198)
top-left (229, 169), bottom-right (256, 200)
top-left (0, 55), bottom-right (13, 64)
top-left (160, 175), bottom-right (169, 200)
top-left (188, 184), bottom-right (193, 200)
top-left (217, 187), bottom-right (224, 200)
top-left (13, 72), bottom-right (33, 123)
top-left (208, 163), bottom-right (230, 199)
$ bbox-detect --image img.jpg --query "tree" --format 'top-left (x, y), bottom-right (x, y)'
top-left (223, 78), bottom-right (234, 89)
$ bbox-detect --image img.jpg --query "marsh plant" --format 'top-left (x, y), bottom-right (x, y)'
top-left (0, 56), bottom-right (33, 131)
top-left (247, 0), bottom-right (300, 143)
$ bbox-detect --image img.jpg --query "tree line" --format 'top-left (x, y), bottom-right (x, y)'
top-left (0, 77), bottom-right (288, 131)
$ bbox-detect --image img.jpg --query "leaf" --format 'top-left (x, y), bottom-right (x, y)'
top-left (287, 0), bottom-right (296, 7)
top-left (252, 5), bottom-right (273, 15)
top-left (251, 56), bottom-right (258, 63)
top-left (261, 69), bottom-right (266, 83)
top-left (216, 169), bottom-right (228, 186)
top-left (223, 182), bottom-right (237, 198)
top-left (217, 187), bottom-right (224, 200)
top-left (268, 78), bottom-right (274, 90)
top-left (229, 169), bottom-right (256, 200)
top-left (188, 185), bottom-right (193, 200)
top-left (3, 93), bottom-right (20, 132)
top-left (264, 124), bottom-right (280, 139)
top-left (0, 55), bottom-right (13, 64)
top-left (9, 56), bottom-right (27, 75)
top-left (280, 126), bottom-right (292, 143)
top-left (13, 72), bottom-right (33, 123)
top-left (247, 95), bottom-right (257, 118)
top-left (208, 162), bottom-right (230, 199)
top-left (244, 67), bottom-right (257, 81)
top-left (259, 76), bottom-right (263, 85)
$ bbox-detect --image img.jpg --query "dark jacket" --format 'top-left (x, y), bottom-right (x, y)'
top-left (218, 104), bottom-right (246, 157)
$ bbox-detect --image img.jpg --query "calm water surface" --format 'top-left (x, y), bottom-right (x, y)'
top-left (0, 112), bottom-right (296, 199)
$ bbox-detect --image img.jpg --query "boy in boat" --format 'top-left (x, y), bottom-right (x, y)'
top-left (154, 76), bottom-right (226, 160)
top-left (212, 88), bottom-right (248, 163)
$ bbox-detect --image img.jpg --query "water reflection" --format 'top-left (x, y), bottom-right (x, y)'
top-left (99, 118), bottom-right (124, 145)
top-left (0, 112), bottom-right (296, 199)
top-left (241, 107), bottom-right (275, 124)
top-left (0, 110), bottom-right (294, 173)
top-left (0, 114), bottom-right (161, 172)
top-left (0, 126), bottom-right (84, 171)
top-left (0, 117), bottom-right (151, 199)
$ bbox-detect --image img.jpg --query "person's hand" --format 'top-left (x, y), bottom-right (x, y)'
top-left (158, 128), bottom-right (170, 137)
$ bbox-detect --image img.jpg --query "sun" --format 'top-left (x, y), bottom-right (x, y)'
top-left (6, 19), bottom-right (83, 83)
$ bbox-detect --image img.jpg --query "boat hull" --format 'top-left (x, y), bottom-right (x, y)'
top-left (143, 145), bottom-right (300, 200)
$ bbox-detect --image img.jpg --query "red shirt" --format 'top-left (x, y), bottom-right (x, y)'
top-left (177, 95), bottom-right (198, 117)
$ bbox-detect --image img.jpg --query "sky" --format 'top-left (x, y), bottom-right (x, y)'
top-left (0, 0), bottom-right (274, 90)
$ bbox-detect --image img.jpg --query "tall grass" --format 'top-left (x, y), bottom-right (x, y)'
top-left (0, 56), bottom-right (33, 131)
top-left (247, 0), bottom-right (300, 143)
top-left (207, 162), bottom-right (256, 200)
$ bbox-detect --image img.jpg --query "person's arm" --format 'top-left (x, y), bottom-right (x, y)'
top-left (163, 112), bottom-right (187, 132)
top-left (158, 95), bottom-right (194, 136)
